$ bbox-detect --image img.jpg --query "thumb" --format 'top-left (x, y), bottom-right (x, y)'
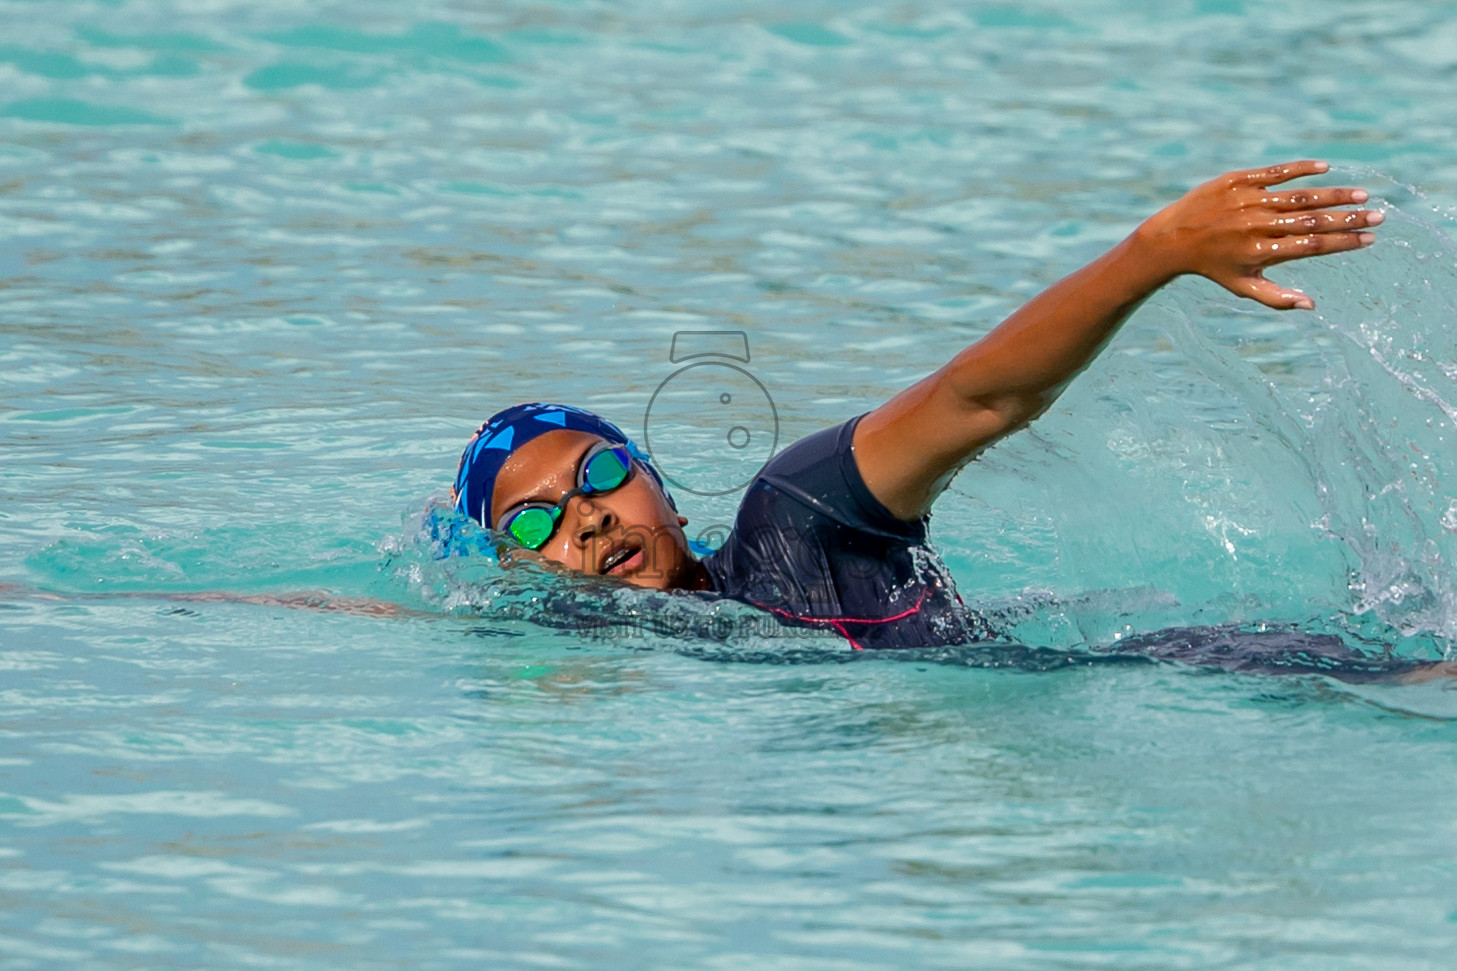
top-left (1226, 273), bottom-right (1314, 311)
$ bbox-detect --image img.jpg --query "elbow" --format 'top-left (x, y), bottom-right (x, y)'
top-left (965, 390), bottom-right (1055, 443)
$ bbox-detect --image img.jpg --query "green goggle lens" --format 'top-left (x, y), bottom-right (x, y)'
top-left (507, 506), bottom-right (560, 549)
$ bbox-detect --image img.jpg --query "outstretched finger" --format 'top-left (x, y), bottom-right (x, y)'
top-left (1256, 230), bottom-right (1376, 266)
top-left (1267, 208), bottom-right (1384, 235)
top-left (1230, 159), bottom-right (1330, 189)
top-left (1261, 187), bottom-right (1370, 212)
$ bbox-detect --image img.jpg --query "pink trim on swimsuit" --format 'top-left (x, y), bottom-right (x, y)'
top-left (750, 588), bottom-right (930, 650)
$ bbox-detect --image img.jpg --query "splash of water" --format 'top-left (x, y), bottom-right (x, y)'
top-left (1166, 172), bottom-right (1457, 653)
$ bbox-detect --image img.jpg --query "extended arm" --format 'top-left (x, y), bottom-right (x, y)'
top-left (853, 160), bottom-right (1381, 520)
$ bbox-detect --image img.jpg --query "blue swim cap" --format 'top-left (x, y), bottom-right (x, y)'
top-left (452, 402), bottom-right (673, 527)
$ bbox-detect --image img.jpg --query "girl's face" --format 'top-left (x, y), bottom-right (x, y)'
top-left (488, 429), bottom-right (702, 591)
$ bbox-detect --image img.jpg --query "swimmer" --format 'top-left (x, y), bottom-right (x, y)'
top-left (454, 161), bottom-right (1382, 649)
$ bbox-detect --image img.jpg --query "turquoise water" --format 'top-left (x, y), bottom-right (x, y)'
top-left (6, 0), bottom-right (1457, 965)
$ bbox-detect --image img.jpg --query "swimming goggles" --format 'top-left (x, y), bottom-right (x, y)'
top-left (492, 440), bottom-right (634, 550)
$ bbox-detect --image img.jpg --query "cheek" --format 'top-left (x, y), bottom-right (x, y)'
top-left (607, 477), bottom-right (677, 528)
top-left (540, 535), bottom-right (587, 572)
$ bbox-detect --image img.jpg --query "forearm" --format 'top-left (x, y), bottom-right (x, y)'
top-left (941, 228), bottom-right (1172, 411)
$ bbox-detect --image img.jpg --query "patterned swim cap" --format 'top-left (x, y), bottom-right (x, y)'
top-left (452, 403), bottom-right (673, 527)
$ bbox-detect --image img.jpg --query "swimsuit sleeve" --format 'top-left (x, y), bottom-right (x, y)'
top-left (829, 414), bottom-right (928, 538)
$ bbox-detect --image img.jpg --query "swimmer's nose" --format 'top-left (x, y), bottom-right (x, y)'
top-left (571, 496), bottom-right (614, 545)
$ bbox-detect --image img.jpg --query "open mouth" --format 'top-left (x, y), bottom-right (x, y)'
top-left (599, 540), bottom-right (644, 577)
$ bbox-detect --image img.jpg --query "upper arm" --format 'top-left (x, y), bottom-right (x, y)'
top-left (851, 366), bottom-right (1046, 521)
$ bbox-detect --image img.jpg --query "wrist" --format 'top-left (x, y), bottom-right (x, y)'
top-left (1125, 214), bottom-right (1190, 289)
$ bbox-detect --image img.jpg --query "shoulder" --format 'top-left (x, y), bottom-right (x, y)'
top-left (703, 414), bottom-right (929, 595)
top-left (751, 414), bottom-right (926, 539)
top-left (754, 416), bottom-right (853, 482)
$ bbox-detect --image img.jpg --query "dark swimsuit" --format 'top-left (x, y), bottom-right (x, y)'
top-left (701, 414), bottom-right (986, 649)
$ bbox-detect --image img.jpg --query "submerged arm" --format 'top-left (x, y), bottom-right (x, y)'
top-left (0, 582), bottom-right (422, 618)
top-left (853, 160), bottom-right (1381, 520)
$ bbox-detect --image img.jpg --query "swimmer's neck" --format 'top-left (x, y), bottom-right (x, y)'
top-left (682, 557), bottom-right (713, 592)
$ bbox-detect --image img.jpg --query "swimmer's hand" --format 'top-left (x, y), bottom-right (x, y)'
top-left (1133, 159), bottom-right (1381, 311)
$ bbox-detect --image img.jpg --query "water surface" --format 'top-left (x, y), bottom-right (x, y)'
top-left (5, 1), bottom-right (1457, 967)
